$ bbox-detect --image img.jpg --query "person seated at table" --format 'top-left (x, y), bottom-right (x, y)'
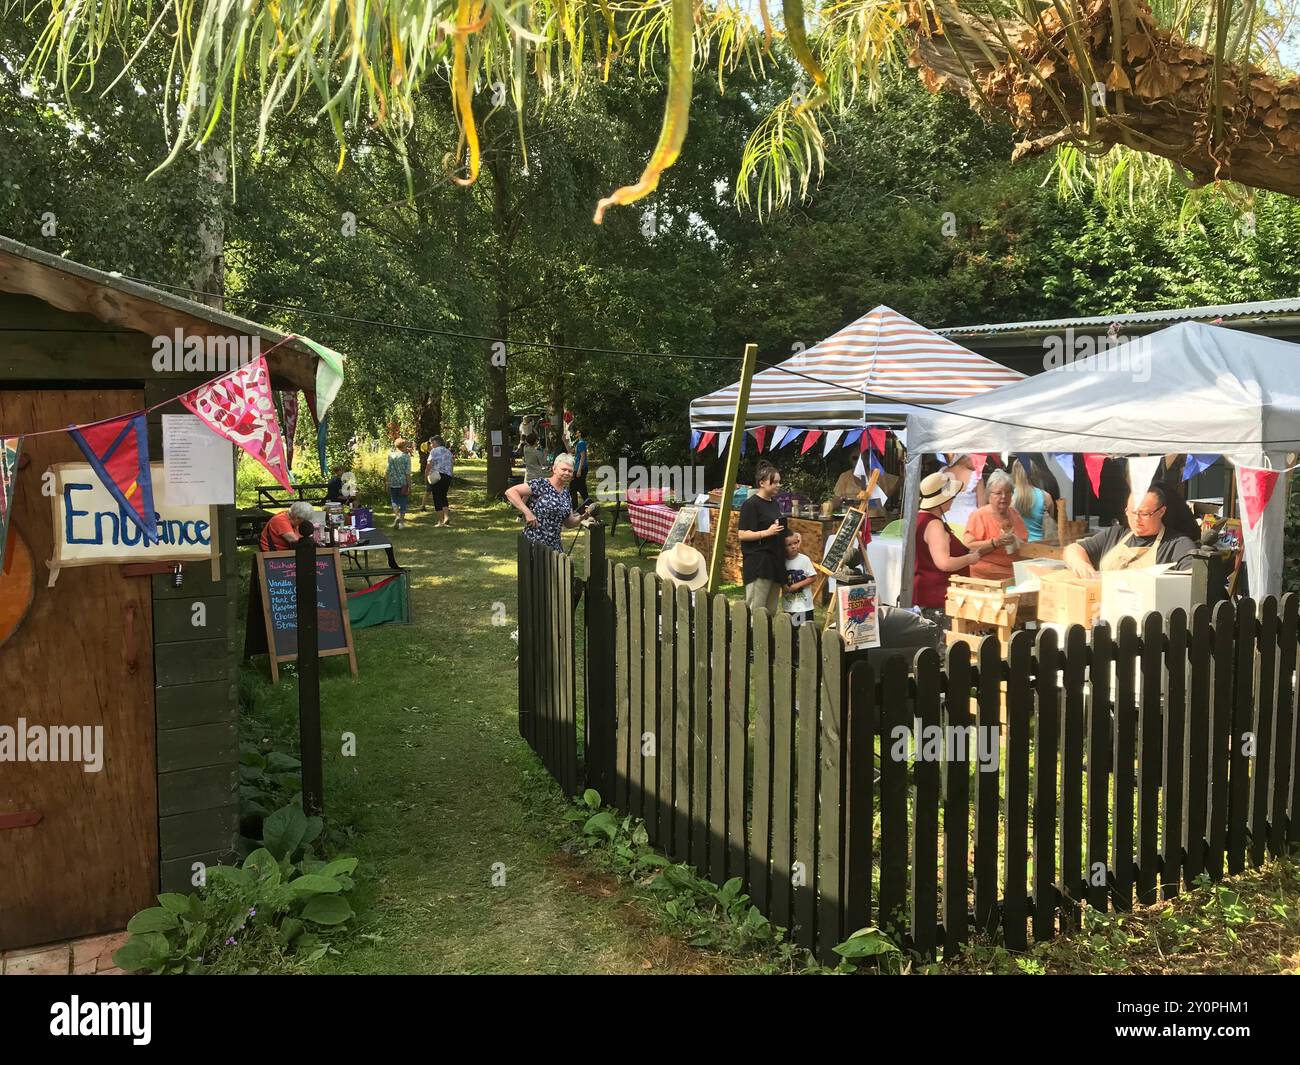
top-left (1011, 460), bottom-right (1050, 542)
top-left (962, 470), bottom-right (1025, 581)
top-left (1063, 485), bottom-right (1197, 577)
top-left (914, 472), bottom-right (1004, 627)
top-left (326, 465), bottom-right (346, 503)
top-left (260, 501), bottom-right (314, 552)
top-left (505, 453), bottom-right (595, 552)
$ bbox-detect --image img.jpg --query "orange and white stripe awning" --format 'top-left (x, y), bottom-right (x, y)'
top-left (689, 305), bottom-right (1024, 430)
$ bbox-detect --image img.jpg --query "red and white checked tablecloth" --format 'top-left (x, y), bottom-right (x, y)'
top-left (627, 501), bottom-right (677, 545)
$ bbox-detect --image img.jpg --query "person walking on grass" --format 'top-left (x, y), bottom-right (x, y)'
top-left (426, 435), bottom-right (455, 527)
top-left (738, 460), bottom-right (787, 616)
top-left (387, 437), bottom-right (413, 530)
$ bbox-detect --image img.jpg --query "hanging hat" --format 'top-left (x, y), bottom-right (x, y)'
top-left (656, 542), bottom-right (709, 591)
top-left (918, 472), bottom-right (962, 511)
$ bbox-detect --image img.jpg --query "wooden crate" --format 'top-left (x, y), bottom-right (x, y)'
top-left (945, 576), bottom-right (1036, 656)
top-left (1037, 571), bottom-right (1102, 628)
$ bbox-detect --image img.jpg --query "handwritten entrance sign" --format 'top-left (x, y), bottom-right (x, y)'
top-left (660, 505), bottom-right (700, 552)
top-left (251, 549), bottom-right (357, 683)
top-left (48, 462), bottom-right (217, 586)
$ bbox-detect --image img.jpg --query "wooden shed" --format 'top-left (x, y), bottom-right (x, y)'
top-left (0, 235), bottom-right (321, 951)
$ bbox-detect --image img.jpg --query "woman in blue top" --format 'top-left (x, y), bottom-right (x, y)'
top-left (1012, 460), bottom-right (1047, 542)
top-left (504, 454), bottom-right (593, 552)
top-left (425, 435), bottom-right (455, 527)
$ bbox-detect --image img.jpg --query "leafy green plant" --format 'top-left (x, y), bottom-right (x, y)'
top-left (113, 803), bottom-right (360, 975)
top-left (236, 742), bottom-right (304, 850)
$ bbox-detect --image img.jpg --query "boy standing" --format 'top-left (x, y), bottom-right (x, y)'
top-left (782, 529), bottom-right (816, 626)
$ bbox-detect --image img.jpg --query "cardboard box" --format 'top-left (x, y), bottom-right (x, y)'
top-left (837, 579), bottom-right (880, 650)
top-left (1037, 570), bottom-right (1102, 628)
top-left (1012, 558), bottom-right (1068, 590)
top-left (1101, 564), bottom-right (1192, 628)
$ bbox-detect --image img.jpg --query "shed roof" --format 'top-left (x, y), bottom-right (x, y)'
top-left (0, 235), bottom-right (320, 392)
top-left (940, 297), bottom-right (1300, 339)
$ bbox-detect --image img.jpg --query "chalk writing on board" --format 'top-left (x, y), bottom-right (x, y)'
top-left (822, 509), bottom-right (865, 573)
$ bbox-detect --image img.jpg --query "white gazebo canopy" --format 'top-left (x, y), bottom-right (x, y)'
top-left (901, 321), bottom-right (1300, 600)
top-left (689, 305), bottom-right (1024, 431)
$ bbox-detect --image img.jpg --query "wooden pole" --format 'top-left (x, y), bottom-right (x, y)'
top-left (295, 527), bottom-right (324, 818)
top-left (707, 342), bottom-right (759, 596)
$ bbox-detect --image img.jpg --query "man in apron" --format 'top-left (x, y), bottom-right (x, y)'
top-left (1063, 485), bottom-right (1197, 578)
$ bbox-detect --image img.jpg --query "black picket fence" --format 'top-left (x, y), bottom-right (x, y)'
top-left (517, 529), bottom-right (1300, 963)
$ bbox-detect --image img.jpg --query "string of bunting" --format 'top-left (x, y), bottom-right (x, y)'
top-left (0, 334), bottom-right (347, 562)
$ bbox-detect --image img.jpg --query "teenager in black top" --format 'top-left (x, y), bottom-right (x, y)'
top-left (738, 460), bottom-right (788, 615)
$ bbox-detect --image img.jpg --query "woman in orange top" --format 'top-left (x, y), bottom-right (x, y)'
top-left (961, 469), bottom-right (1026, 581)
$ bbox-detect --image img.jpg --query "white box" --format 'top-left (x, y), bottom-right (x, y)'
top-left (1101, 564), bottom-right (1192, 629)
top-left (1012, 557), bottom-right (1068, 590)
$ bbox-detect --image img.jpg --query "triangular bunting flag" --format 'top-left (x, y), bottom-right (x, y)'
top-left (754, 426), bottom-right (769, 453)
top-left (282, 391), bottom-right (299, 469)
top-left (690, 430), bottom-right (702, 452)
top-left (740, 432), bottom-right (747, 457)
top-left (179, 356), bottom-right (293, 491)
top-left (698, 431), bottom-right (717, 453)
top-left (1126, 455), bottom-right (1163, 505)
top-left (869, 450), bottom-right (884, 475)
top-left (968, 452), bottom-right (989, 476)
top-left (1050, 453), bottom-right (1075, 482)
top-left (1, 436), bottom-right (22, 573)
top-left (67, 414), bottom-right (158, 544)
top-left (300, 337), bottom-right (346, 421)
top-left (717, 432), bottom-right (730, 455)
top-left (1237, 465), bottom-right (1280, 531)
top-left (1184, 454), bottom-right (1217, 481)
top-left (801, 430), bottom-right (823, 456)
top-left (773, 426), bottom-right (792, 450)
top-left (867, 428), bottom-right (886, 454)
top-left (1083, 454), bottom-right (1106, 497)
top-left (853, 454), bottom-right (866, 479)
top-left (892, 427), bottom-right (907, 450)
top-left (842, 428), bottom-right (863, 450)
top-left (822, 429), bottom-right (844, 456)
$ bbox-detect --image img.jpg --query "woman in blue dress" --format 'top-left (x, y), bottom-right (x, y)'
top-left (504, 453), bottom-right (593, 551)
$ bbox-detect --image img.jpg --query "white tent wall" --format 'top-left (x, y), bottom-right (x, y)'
top-left (901, 323), bottom-right (1300, 600)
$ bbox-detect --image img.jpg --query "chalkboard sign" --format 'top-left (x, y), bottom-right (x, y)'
top-left (819, 508), bottom-right (866, 575)
top-left (660, 505), bottom-right (700, 552)
top-left (251, 549), bottom-right (358, 683)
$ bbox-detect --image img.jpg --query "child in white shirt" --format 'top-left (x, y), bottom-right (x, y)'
top-left (783, 530), bottom-right (816, 626)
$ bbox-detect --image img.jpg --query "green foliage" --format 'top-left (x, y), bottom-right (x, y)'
top-left (113, 802), bottom-right (360, 975)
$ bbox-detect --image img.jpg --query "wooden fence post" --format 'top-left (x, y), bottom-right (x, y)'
top-left (584, 522), bottom-right (616, 799)
top-left (295, 529), bottom-right (324, 819)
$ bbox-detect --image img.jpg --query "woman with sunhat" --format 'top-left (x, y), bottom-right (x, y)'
top-left (914, 471), bottom-right (1011, 626)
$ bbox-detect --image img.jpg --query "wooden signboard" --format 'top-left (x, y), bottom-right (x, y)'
top-left (249, 549), bottom-right (358, 683)
top-left (47, 461), bottom-right (218, 586)
top-left (660, 505), bottom-right (700, 552)
top-left (819, 507), bottom-right (866, 574)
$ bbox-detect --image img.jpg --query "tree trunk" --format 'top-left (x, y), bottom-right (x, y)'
top-left (414, 381), bottom-right (444, 480)
top-left (485, 150), bottom-right (512, 498)
top-left (908, 0), bottom-right (1300, 194)
top-left (548, 332), bottom-right (566, 454)
top-left (192, 147), bottom-right (226, 308)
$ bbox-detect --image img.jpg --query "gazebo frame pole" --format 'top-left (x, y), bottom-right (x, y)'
top-left (708, 342), bottom-right (758, 596)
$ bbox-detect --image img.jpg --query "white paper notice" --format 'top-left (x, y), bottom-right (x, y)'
top-left (163, 414), bottom-right (234, 506)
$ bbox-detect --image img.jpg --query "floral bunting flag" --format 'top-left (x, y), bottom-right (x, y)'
top-left (0, 436), bottom-right (21, 573)
top-left (179, 356), bottom-right (292, 491)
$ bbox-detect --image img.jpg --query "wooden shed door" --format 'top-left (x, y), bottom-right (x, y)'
top-left (0, 390), bottom-right (157, 950)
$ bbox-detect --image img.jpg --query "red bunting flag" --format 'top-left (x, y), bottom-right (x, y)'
top-left (697, 431), bottom-right (716, 453)
top-left (867, 428), bottom-right (886, 454)
top-left (1083, 454), bottom-right (1106, 497)
top-left (180, 356), bottom-right (292, 491)
top-left (801, 430), bottom-right (823, 455)
top-left (753, 426), bottom-right (769, 452)
top-left (68, 413), bottom-right (158, 544)
top-left (1237, 465), bottom-right (1280, 530)
top-left (968, 452), bottom-right (989, 476)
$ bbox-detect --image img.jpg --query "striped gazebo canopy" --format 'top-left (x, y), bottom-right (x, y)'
top-left (689, 305), bottom-right (1024, 431)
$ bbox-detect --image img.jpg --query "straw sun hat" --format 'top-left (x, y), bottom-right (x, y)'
top-left (918, 471), bottom-right (962, 512)
top-left (656, 542), bottom-right (709, 591)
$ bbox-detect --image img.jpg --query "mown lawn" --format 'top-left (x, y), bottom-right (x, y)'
top-left (235, 458), bottom-right (752, 974)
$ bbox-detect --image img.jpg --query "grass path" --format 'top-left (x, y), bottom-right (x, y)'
top-left (238, 460), bottom-right (741, 974)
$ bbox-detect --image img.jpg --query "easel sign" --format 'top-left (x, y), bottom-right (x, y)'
top-left (249, 549), bottom-right (358, 683)
top-left (660, 505), bottom-right (700, 552)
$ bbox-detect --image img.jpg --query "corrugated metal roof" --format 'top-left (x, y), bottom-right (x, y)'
top-left (941, 297), bottom-right (1300, 337)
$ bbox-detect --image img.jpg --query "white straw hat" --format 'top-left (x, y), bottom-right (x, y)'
top-left (918, 472), bottom-right (962, 511)
top-left (655, 542), bottom-right (709, 591)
